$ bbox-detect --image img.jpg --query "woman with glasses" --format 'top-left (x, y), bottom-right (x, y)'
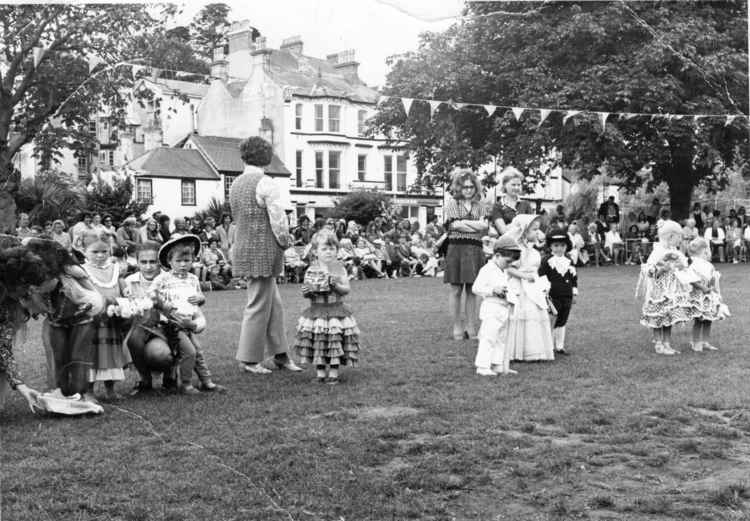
top-left (444, 169), bottom-right (489, 340)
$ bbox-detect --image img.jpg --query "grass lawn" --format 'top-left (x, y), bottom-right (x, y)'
top-left (2, 265), bottom-right (750, 521)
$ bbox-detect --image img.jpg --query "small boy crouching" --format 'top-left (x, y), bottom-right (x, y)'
top-left (472, 235), bottom-right (521, 376)
top-left (148, 235), bottom-right (226, 394)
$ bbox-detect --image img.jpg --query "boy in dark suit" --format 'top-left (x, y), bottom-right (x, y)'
top-left (538, 231), bottom-right (578, 355)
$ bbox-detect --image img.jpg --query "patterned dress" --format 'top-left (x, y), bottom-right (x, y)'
top-left (688, 258), bottom-right (730, 322)
top-left (84, 262), bottom-right (131, 381)
top-left (639, 246), bottom-right (693, 328)
top-left (294, 262), bottom-right (360, 367)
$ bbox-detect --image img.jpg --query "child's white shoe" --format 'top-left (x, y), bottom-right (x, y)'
top-left (476, 368), bottom-right (498, 376)
top-left (663, 342), bottom-right (680, 354)
top-left (502, 368), bottom-right (519, 375)
top-left (690, 342), bottom-right (703, 352)
top-left (703, 343), bottom-right (719, 351)
top-left (654, 342), bottom-right (676, 355)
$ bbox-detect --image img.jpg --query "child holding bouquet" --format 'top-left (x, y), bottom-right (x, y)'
top-left (686, 238), bottom-right (730, 352)
top-left (638, 220), bottom-right (693, 355)
top-left (294, 231), bottom-right (360, 384)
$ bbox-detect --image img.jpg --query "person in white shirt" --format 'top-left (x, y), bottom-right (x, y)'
top-left (471, 235), bottom-right (520, 376)
top-left (604, 224), bottom-right (625, 265)
top-left (703, 220), bottom-right (726, 262)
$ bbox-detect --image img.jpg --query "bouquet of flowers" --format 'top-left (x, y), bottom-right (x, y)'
top-left (106, 297), bottom-right (153, 318)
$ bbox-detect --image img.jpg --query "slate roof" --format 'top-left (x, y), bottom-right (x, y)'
top-left (128, 148), bottom-right (219, 180)
top-left (266, 49), bottom-right (380, 104)
top-left (187, 135), bottom-right (292, 177)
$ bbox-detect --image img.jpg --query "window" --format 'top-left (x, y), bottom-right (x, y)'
top-left (358, 109), bottom-right (367, 135)
top-left (295, 103), bottom-right (303, 130)
top-left (315, 151), bottom-right (324, 188)
top-left (328, 151), bottom-right (340, 189)
top-left (295, 151), bottom-right (303, 187)
top-left (384, 155), bottom-right (393, 191)
top-left (314, 104), bottom-right (324, 131)
top-left (108, 150), bottom-right (115, 167)
top-left (357, 154), bottom-right (367, 181)
top-left (136, 179), bottom-right (153, 204)
top-left (77, 153), bottom-right (88, 170)
top-left (328, 105), bottom-right (341, 133)
top-left (396, 155), bottom-right (407, 192)
top-left (99, 151), bottom-right (107, 163)
top-left (88, 120), bottom-right (97, 133)
top-left (224, 174), bottom-right (237, 201)
top-left (181, 179), bottom-right (196, 206)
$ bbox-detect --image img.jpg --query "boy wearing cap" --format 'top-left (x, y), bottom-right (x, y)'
top-left (538, 231), bottom-right (578, 355)
top-left (471, 235), bottom-right (520, 376)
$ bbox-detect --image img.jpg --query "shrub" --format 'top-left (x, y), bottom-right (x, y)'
top-left (330, 190), bottom-right (394, 226)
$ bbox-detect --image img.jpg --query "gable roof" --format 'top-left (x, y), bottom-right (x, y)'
top-left (266, 49), bottom-right (380, 104)
top-left (127, 148), bottom-right (219, 180)
top-left (186, 135), bottom-right (291, 177)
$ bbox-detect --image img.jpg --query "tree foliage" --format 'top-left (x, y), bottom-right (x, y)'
top-left (83, 173), bottom-right (148, 224)
top-left (370, 1), bottom-right (748, 218)
top-left (189, 3), bottom-right (231, 60)
top-left (0, 4), bottom-right (168, 231)
top-left (331, 191), bottom-right (394, 226)
top-left (15, 169), bottom-right (82, 224)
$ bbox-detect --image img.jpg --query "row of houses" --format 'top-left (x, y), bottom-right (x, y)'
top-left (14, 20), bottom-right (593, 228)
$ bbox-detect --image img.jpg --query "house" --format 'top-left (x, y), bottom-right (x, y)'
top-left (195, 21), bottom-right (443, 227)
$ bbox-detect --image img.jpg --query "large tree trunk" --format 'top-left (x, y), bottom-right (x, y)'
top-left (666, 175), bottom-right (694, 221)
top-left (0, 163), bottom-right (19, 234)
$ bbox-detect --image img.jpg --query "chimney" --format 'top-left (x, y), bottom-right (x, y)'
top-left (226, 20), bottom-right (260, 79)
top-left (280, 35), bottom-right (303, 56)
top-left (143, 127), bottom-right (163, 151)
top-left (251, 36), bottom-right (272, 72)
top-left (331, 49), bottom-right (361, 83)
top-left (210, 42), bottom-right (228, 81)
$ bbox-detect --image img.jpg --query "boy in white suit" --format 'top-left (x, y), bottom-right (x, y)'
top-left (472, 235), bottom-right (521, 376)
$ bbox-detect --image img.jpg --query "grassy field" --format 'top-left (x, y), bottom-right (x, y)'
top-left (2, 265), bottom-right (750, 521)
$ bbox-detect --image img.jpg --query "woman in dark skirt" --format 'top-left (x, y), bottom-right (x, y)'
top-left (443, 170), bottom-right (489, 340)
top-left (490, 167), bottom-right (533, 235)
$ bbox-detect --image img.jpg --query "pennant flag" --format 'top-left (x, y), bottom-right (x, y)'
top-left (537, 109), bottom-right (551, 127)
top-left (378, 95), bottom-right (389, 105)
top-left (598, 112), bottom-right (610, 131)
top-left (725, 115), bottom-right (737, 126)
top-left (401, 97), bottom-right (414, 115)
top-left (511, 107), bottom-right (525, 121)
top-left (429, 100), bottom-right (441, 118)
top-left (86, 54), bottom-right (105, 72)
top-left (32, 46), bottom-right (46, 67)
top-left (483, 105), bottom-right (496, 116)
top-left (672, 115), bottom-right (684, 120)
top-left (454, 102), bottom-right (467, 110)
top-left (562, 110), bottom-right (580, 125)
top-left (622, 113), bottom-right (638, 120)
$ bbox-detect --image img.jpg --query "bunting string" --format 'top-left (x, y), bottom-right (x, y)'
top-left (383, 95), bottom-right (748, 126)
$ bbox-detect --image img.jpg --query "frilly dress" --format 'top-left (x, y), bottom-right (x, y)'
top-left (638, 245), bottom-right (693, 328)
top-left (687, 257), bottom-right (730, 321)
top-left (294, 262), bottom-right (360, 367)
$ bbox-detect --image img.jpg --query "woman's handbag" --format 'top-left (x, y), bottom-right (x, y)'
top-left (434, 232), bottom-right (449, 257)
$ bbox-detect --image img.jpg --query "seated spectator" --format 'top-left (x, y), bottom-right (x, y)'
top-left (704, 219), bottom-right (726, 262)
top-left (604, 224), bottom-right (625, 265)
top-left (50, 219), bottom-right (71, 250)
top-left (171, 218), bottom-right (190, 238)
top-left (202, 238), bottom-right (232, 286)
top-left (414, 253), bottom-right (439, 277)
top-left (726, 218), bottom-right (743, 263)
top-left (585, 223), bottom-right (608, 266)
top-left (354, 237), bottom-right (384, 278)
top-left (384, 237), bottom-right (400, 278)
top-left (338, 238), bottom-right (359, 278)
top-left (284, 246), bottom-right (307, 283)
top-left (567, 223), bottom-right (586, 266)
top-left (371, 239), bottom-right (391, 278)
top-left (681, 218), bottom-right (699, 254)
top-left (626, 240), bottom-right (646, 265)
top-left (116, 217), bottom-right (139, 250)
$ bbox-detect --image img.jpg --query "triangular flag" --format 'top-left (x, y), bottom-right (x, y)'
top-left (378, 95), bottom-right (389, 105)
top-left (598, 112), bottom-right (610, 131)
top-left (32, 46), bottom-right (46, 67)
top-left (511, 107), bottom-right (525, 121)
top-left (562, 110), bottom-right (580, 125)
top-left (86, 54), bottom-right (105, 72)
top-left (623, 113), bottom-right (638, 120)
top-left (428, 100), bottom-right (441, 118)
top-left (401, 97), bottom-right (414, 115)
top-left (454, 102), bottom-right (467, 110)
top-left (725, 115), bottom-right (737, 126)
top-left (538, 109), bottom-right (551, 127)
top-left (672, 115), bottom-right (684, 120)
top-left (483, 105), bottom-right (496, 116)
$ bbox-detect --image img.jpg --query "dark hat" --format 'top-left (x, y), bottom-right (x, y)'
top-left (545, 230), bottom-right (572, 251)
top-left (158, 234), bottom-right (201, 269)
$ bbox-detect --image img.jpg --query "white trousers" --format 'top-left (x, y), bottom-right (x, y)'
top-left (553, 326), bottom-right (566, 350)
top-left (475, 308), bottom-right (510, 372)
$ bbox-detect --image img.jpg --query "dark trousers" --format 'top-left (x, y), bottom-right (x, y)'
top-left (46, 320), bottom-right (96, 396)
top-left (551, 296), bottom-right (573, 328)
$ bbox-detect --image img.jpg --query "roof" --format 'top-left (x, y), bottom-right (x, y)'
top-left (187, 135), bottom-right (292, 177)
top-left (141, 78), bottom-right (210, 99)
top-left (266, 49), bottom-right (380, 104)
top-left (127, 148), bottom-right (219, 180)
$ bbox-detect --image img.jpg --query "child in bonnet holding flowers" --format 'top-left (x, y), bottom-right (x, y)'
top-left (637, 220), bottom-right (693, 355)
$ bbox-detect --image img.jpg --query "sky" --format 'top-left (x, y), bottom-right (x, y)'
top-left (175, 0), bottom-right (465, 88)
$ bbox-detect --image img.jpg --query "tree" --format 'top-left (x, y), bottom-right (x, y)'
top-left (189, 3), bottom-right (231, 60)
top-left (84, 173), bottom-right (148, 224)
top-left (0, 5), bottom-right (168, 232)
top-left (330, 191), bottom-right (394, 225)
top-left (15, 169), bottom-right (82, 224)
top-left (371, 1), bottom-right (748, 219)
